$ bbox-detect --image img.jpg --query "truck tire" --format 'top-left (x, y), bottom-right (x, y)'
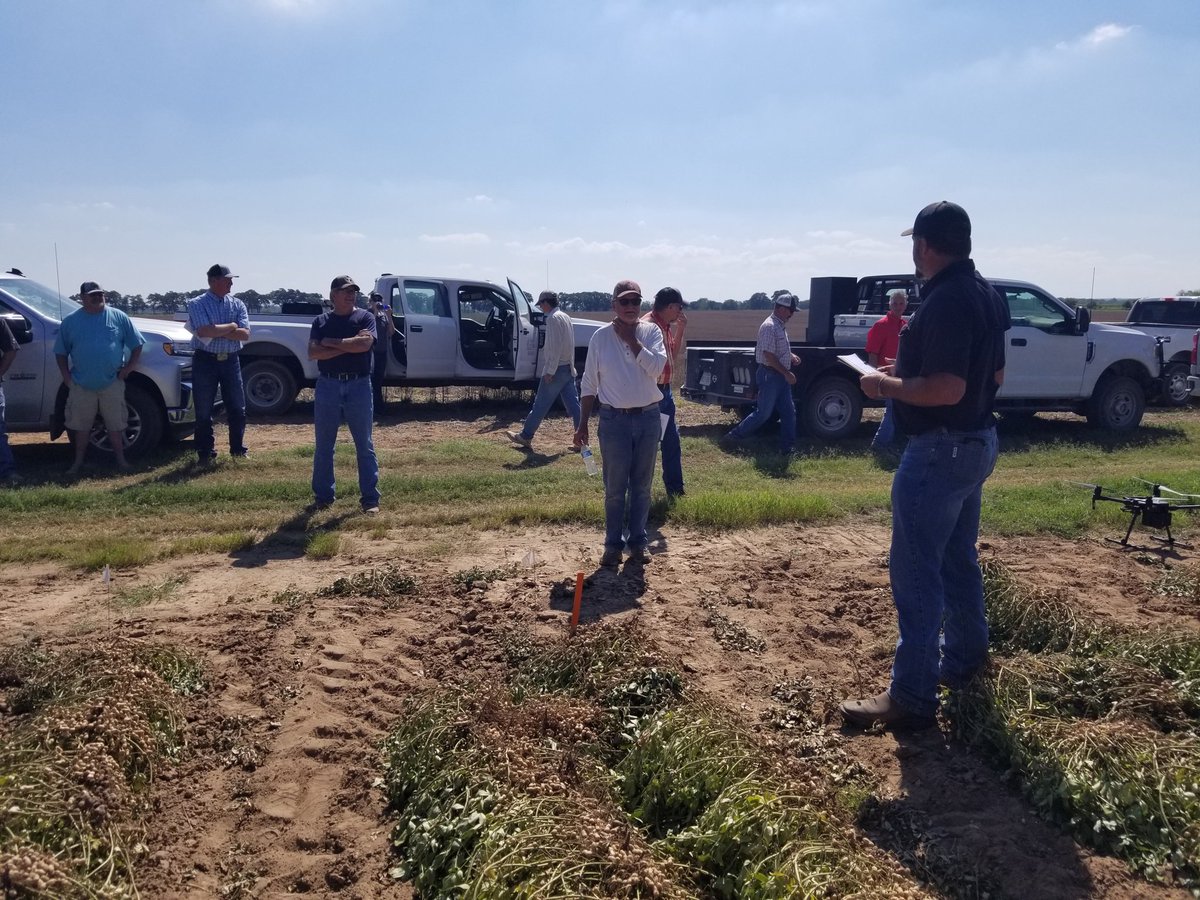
top-left (1161, 362), bottom-right (1192, 407)
top-left (242, 359), bottom-right (299, 416)
top-left (801, 376), bottom-right (863, 441)
top-left (88, 382), bottom-right (165, 460)
top-left (1085, 374), bottom-right (1145, 430)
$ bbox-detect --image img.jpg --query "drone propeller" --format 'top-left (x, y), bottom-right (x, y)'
top-left (1137, 479), bottom-right (1200, 500)
top-left (1069, 481), bottom-right (1101, 490)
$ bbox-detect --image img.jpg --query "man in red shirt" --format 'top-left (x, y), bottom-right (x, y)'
top-left (866, 289), bottom-right (908, 454)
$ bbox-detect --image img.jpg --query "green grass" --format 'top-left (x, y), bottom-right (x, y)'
top-left (305, 531), bottom-right (341, 559)
top-left (2, 403), bottom-right (1199, 569)
top-left (111, 575), bottom-right (188, 608)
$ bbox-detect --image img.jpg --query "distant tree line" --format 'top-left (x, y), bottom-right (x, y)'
top-left (556, 289), bottom-right (803, 312)
top-left (87, 285), bottom-right (1199, 316)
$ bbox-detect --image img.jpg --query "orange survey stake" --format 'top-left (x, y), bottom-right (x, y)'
top-left (570, 571), bottom-right (584, 633)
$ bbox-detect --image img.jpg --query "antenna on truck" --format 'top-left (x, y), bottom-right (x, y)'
top-left (54, 242), bottom-right (64, 319)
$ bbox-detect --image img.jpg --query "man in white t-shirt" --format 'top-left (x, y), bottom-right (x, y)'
top-left (574, 280), bottom-right (667, 567)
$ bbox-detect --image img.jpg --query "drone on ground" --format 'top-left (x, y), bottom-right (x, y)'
top-left (1072, 479), bottom-right (1200, 549)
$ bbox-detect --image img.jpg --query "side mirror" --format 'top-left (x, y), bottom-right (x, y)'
top-left (2, 315), bottom-right (32, 345)
top-left (1075, 306), bottom-right (1091, 335)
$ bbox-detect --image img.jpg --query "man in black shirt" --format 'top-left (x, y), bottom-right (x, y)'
top-left (842, 201), bottom-right (1010, 730)
top-left (308, 276), bottom-right (380, 513)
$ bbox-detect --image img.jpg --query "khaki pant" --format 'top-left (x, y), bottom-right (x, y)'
top-left (65, 380), bottom-right (128, 432)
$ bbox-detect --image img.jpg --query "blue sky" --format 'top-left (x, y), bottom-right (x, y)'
top-left (3, 0), bottom-right (1197, 301)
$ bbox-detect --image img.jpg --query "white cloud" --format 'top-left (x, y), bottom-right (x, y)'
top-left (1056, 23), bottom-right (1132, 52)
top-left (326, 231), bottom-right (366, 241)
top-left (419, 232), bottom-right (491, 245)
top-left (467, 194), bottom-right (494, 204)
top-left (256, 0), bottom-right (332, 15)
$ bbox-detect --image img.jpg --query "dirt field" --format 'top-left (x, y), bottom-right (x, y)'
top-left (3, 404), bottom-right (1198, 899)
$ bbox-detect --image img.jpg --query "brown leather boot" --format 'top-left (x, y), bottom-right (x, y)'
top-left (840, 690), bottom-right (936, 731)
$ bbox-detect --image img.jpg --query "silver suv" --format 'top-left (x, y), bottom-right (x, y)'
top-left (0, 270), bottom-right (196, 458)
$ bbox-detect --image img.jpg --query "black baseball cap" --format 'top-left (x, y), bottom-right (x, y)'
top-left (79, 281), bottom-right (105, 296)
top-left (654, 286), bottom-right (687, 308)
top-left (207, 264), bottom-right (236, 279)
top-left (901, 201), bottom-right (971, 241)
top-left (330, 275), bottom-right (360, 292)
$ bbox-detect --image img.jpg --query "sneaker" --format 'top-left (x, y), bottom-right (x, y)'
top-left (840, 690), bottom-right (936, 731)
top-left (197, 453), bottom-right (217, 467)
top-left (231, 450), bottom-right (250, 459)
top-left (363, 506), bottom-right (380, 516)
top-left (599, 548), bottom-right (622, 568)
top-left (506, 430), bottom-right (532, 450)
top-left (627, 546), bottom-right (651, 564)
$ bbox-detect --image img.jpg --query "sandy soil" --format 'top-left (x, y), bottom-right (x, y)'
top-left (3, 405), bottom-right (1198, 899)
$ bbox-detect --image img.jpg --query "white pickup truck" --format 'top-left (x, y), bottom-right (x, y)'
top-left (212, 274), bottom-right (603, 415)
top-left (684, 274), bottom-right (1168, 439)
top-left (0, 269), bottom-right (196, 459)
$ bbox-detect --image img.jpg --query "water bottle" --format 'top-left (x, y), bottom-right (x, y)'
top-left (581, 445), bottom-right (598, 476)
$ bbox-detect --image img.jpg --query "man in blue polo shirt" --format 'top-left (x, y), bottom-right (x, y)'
top-left (308, 275), bottom-right (380, 513)
top-left (54, 281), bottom-right (145, 475)
top-left (187, 264), bottom-right (251, 465)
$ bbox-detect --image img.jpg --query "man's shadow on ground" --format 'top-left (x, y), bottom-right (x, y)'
top-left (229, 506), bottom-right (352, 568)
top-left (848, 704), bottom-right (1099, 899)
top-left (547, 562), bottom-right (648, 624)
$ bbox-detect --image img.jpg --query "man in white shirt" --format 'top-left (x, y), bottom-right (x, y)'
top-left (507, 291), bottom-right (580, 450)
top-left (574, 280), bottom-right (668, 567)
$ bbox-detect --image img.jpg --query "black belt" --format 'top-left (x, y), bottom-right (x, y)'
top-left (914, 425), bottom-right (994, 443)
top-left (599, 402), bottom-right (660, 414)
top-left (195, 349), bottom-right (237, 361)
top-left (320, 372), bottom-right (370, 382)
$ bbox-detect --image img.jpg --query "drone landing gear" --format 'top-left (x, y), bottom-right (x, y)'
top-left (1104, 516), bottom-right (1192, 551)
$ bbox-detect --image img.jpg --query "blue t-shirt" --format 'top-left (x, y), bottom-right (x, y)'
top-left (54, 306), bottom-right (146, 390)
top-left (310, 308), bottom-right (376, 376)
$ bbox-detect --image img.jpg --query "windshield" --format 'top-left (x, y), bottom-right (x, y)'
top-left (0, 277), bottom-right (79, 321)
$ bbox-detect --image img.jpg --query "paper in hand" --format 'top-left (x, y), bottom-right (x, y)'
top-left (837, 354), bottom-right (878, 377)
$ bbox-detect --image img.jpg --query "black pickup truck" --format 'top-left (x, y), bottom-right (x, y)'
top-left (681, 276), bottom-right (905, 440)
top-left (1122, 297), bottom-right (1200, 405)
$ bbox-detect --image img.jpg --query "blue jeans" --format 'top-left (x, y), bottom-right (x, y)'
top-left (192, 351), bottom-right (247, 457)
top-left (888, 426), bottom-right (999, 717)
top-left (312, 375), bottom-right (380, 509)
top-left (657, 384), bottom-right (684, 495)
top-left (519, 364), bottom-right (581, 439)
top-left (872, 400), bottom-right (899, 450)
top-left (597, 406), bottom-right (659, 552)
top-left (725, 366), bottom-right (796, 453)
top-left (0, 386), bottom-right (14, 477)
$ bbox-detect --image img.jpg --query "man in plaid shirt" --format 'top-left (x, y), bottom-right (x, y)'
top-left (186, 264), bottom-right (251, 465)
top-left (722, 294), bottom-right (802, 456)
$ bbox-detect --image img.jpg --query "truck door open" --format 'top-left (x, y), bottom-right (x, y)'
top-left (508, 279), bottom-right (539, 381)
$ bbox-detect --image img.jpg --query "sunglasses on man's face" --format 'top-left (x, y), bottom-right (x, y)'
top-left (616, 296), bottom-right (642, 307)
